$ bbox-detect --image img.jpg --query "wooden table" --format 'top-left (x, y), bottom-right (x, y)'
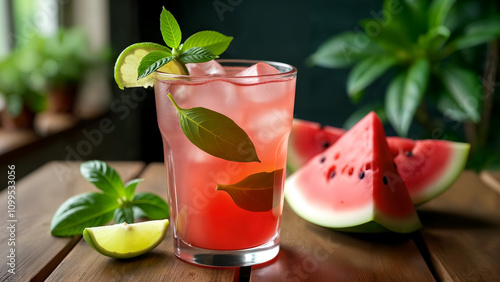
top-left (1, 162), bottom-right (499, 281)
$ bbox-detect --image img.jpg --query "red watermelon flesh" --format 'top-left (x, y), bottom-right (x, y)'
top-left (287, 119), bottom-right (345, 172)
top-left (287, 119), bottom-right (469, 205)
top-left (285, 112), bottom-right (422, 233)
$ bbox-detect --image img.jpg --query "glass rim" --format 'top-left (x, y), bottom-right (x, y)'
top-left (154, 59), bottom-right (297, 80)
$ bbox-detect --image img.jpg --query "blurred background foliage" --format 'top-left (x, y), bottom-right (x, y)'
top-left (0, 0), bottom-right (498, 178)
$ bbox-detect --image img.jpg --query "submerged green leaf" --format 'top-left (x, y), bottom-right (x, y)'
top-left (168, 93), bottom-right (260, 163)
top-left (216, 169), bottom-right (283, 212)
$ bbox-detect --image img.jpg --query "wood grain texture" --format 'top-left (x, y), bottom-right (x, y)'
top-left (46, 163), bottom-right (237, 282)
top-left (0, 161), bottom-right (145, 282)
top-left (250, 204), bottom-right (434, 281)
top-left (479, 170), bottom-right (500, 195)
top-left (419, 171), bottom-right (500, 281)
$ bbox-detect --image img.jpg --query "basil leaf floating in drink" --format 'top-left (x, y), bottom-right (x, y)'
top-left (168, 93), bottom-right (260, 163)
top-left (216, 169), bottom-right (283, 212)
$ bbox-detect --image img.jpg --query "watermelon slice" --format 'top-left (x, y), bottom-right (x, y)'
top-left (287, 119), bottom-right (469, 205)
top-left (285, 112), bottom-right (422, 233)
top-left (287, 119), bottom-right (344, 173)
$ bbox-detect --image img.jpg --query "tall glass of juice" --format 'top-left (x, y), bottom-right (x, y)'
top-left (154, 59), bottom-right (297, 267)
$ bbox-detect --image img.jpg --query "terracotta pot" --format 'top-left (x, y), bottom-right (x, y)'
top-left (0, 105), bottom-right (35, 130)
top-left (47, 84), bottom-right (78, 113)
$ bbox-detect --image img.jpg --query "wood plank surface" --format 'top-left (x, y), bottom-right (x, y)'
top-left (46, 163), bottom-right (237, 282)
top-left (479, 170), bottom-right (500, 195)
top-left (251, 206), bottom-right (434, 281)
top-left (0, 161), bottom-right (145, 282)
top-left (419, 171), bottom-right (500, 281)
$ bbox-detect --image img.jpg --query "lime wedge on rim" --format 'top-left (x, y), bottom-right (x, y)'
top-left (114, 42), bottom-right (187, 89)
top-left (83, 219), bottom-right (169, 259)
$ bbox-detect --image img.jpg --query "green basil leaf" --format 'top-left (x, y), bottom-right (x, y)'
top-left (307, 32), bottom-right (385, 68)
top-left (168, 93), bottom-right (260, 163)
top-left (80, 160), bottom-right (125, 198)
top-left (216, 169), bottom-right (283, 212)
top-left (160, 7), bottom-right (182, 48)
top-left (51, 192), bottom-right (118, 237)
top-left (124, 178), bottom-right (144, 201)
top-left (440, 66), bottom-right (481, 123)
top-left (137, 51), bottom-right (174, 80)
top-left (179, 47), bottom-right (217, 64)
top-left (428, 0), bottom-right (456, 29)
top-left (182, 31), bottom-right (233, 56)
top-left (347, 56), bottom-right (397, 102)
top-left (385, 58), bottom-right (430, 136)
top-left (113, 206), bottom-right (134, 224)
top-left (132, 192), bottom-right (169, 219)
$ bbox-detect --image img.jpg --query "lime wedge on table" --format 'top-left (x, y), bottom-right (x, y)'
top-left (83, 219), bottom-right (169, 259)
top-left (114, 42), bottom-right (187, 89)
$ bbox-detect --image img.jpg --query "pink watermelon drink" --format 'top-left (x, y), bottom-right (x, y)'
top-left (154, 60), bottom-right (296, 265)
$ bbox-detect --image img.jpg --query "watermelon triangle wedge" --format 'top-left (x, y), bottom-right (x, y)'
top-left (287, 119), bottom-right (470, 206)
top-left (285, 112), bottom-right (422, 233)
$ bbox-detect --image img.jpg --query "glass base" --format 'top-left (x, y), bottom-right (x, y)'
top-left (173, 233), bottom-right (280, 267)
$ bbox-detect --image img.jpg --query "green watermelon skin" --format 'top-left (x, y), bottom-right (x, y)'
top-left (285, 112), bottom-right (422, 233)
top-left (287, 119), bottom-right (469, 205)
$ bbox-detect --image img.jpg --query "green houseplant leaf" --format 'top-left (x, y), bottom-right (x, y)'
top-left (80, 160), bottom-right (125, 198)
top-left (386, 58), bottom-right (430, 136)
top-left (448, 16), bottom-right (500, 51)
top-left (51, 192), bottom-right (118, 237)
top-left (307, 32), bottom-right (385, 68)
top-left (167, 93), bottom-right (260, 163)
top-left (347, 56), bottom-right (397, 102)
top-left (440, 66), bottom-right (481, 122)
top-left (428, 0), bottom-right (456, 29)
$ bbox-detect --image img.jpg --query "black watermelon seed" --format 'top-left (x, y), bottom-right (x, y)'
top-left (320, 156), bottom-right (326, 163)
top-left (359, 171), bottom-right (365, 179)
top-left (394, 162), bottom-right (397, 169)
top-left (405, 151), bottom-right (413, 157)
top-left (329, 171), bottom-right (336, 179)
top-left (383, 176), bottom-right (388, 185)
top-left (322, 141), bottom-right (330, 149)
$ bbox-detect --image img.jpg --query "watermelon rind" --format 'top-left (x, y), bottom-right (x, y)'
top-left (285, 174), bottom-right (422, 233)
top-left (411, 142), bottom-right (470, 205)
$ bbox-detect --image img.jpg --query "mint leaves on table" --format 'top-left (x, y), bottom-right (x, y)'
top-left (168, 93), bottom-right (260, 163)
top-left (216, 169), bottom-right (283, 212)
top-left (137, 7), bottom-right (233, 79)
top-left (51, 161), bottom-right (169, 237)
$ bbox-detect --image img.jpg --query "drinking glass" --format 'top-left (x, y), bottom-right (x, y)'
top-left (154, 59), bottom-right (297, 267)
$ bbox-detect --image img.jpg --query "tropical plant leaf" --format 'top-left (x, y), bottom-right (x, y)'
top-left (437, 90), bottom-right (471, 122)
top-left (216, 169), bottom-right (283, 212)
top-left (440, 66), bottom-right (481, 122)
top-left (343, 103), bottom-right (387, 130)
top-left (307, 32), bottom-right (385, 68)
top-left (448, 16), bottom-right (500, 51)
top-left (347, 56), bottom-right (397, 102)
top-left (385, 59), bottom-right (430, 136)
top-left (428, 0), bottom-right (456, 29)
top-left (168, 94), bottom-right (260, 163)
top-left (418, 26), bottom-right (450, 54)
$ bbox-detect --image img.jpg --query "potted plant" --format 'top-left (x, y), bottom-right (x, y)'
top-left (308, 0), bottom-right (500, 171)
top-left (0, 48), bottom-right (45, 130)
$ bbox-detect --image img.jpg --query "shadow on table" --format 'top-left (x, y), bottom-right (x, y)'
top-left (418, 209), bottom-right (499, 229)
